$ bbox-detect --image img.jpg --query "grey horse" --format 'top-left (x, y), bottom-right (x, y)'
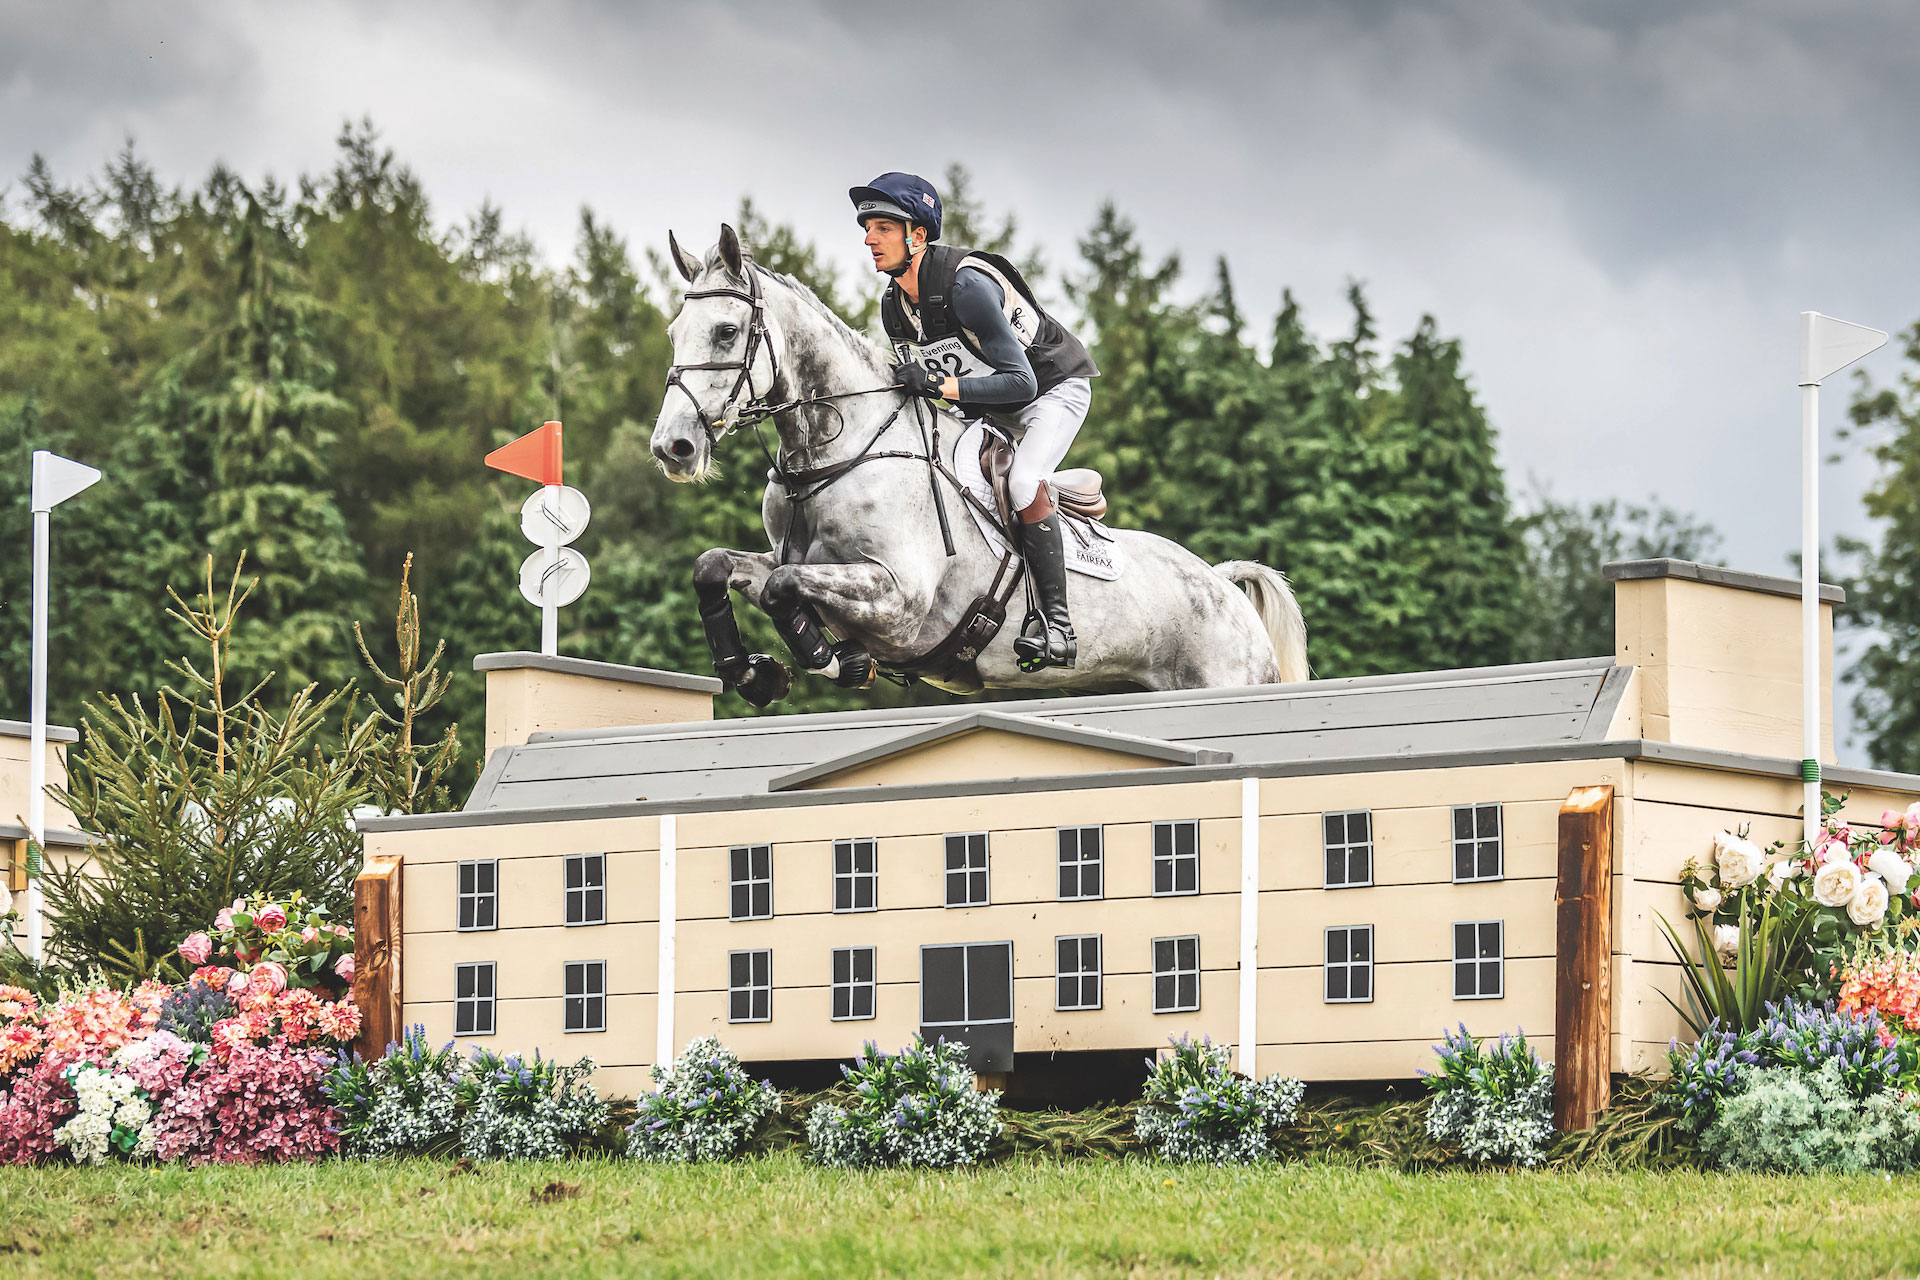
top-left (650, 225), bottom-right (1308, 705)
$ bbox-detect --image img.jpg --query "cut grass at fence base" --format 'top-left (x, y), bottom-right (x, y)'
top-left (6, 1154), bottom-right (1920, 1279)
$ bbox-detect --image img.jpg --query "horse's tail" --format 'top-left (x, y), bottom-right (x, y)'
top-left (1214, 561), bottom-right (1310, 684)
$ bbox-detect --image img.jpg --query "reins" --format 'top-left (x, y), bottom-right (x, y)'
top-left (666, 264), bottom-right (961, 554)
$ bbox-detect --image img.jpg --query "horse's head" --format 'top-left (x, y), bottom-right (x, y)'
top-left (652, 223), bottom-right (777, 482)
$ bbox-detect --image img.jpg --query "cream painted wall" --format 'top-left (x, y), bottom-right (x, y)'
top-left (387, 750), bottom-right (1920, 1093)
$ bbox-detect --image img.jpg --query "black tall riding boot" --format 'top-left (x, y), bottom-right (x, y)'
top-left (1013, 514), bottom-right (1077, 672)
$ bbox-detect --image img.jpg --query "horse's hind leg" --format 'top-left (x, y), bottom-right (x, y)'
top-left (692, 548), bottom-right (790, 706)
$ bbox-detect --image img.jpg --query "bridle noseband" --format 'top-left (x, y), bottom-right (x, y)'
top-left (663, 268), bottom-right (778, 441)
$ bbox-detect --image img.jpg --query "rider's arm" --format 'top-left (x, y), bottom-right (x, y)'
top-left (948, 268), bottom-right (1039, 405)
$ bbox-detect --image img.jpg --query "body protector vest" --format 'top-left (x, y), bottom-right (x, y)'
top-left (880, 245), bottom-right (1098, 411)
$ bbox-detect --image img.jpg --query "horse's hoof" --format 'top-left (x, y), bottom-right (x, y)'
top-left (736, 654), bottom-right (791, 707)
top-left (830, 642), bottom-right (876, 690)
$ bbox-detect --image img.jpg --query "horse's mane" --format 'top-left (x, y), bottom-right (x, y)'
top-left (758, 268), bottom-right (891, 374)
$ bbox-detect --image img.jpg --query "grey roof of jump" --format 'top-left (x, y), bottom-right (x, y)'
top-left (451, 655), bottom-right (1630, 816)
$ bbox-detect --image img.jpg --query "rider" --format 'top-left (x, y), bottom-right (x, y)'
top-left (852, 173), bottom-right (1097, 673)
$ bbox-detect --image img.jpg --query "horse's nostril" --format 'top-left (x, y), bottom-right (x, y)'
top-left (670, 439), bottom-right (695, 460)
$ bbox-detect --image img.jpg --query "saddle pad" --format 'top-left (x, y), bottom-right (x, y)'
top-left (960, 498), bottom-right (1123, 580)
top-left (952, 443), bottom-right (1126, 580)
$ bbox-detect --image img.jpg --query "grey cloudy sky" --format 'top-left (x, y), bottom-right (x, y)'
top-left (4, 0), bottom-right (1918, 741)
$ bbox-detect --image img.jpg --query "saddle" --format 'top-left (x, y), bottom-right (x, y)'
top-left (880, 432), bottom-right (1112, 694)
top-left (980, 433), bottom-right (1108, 531)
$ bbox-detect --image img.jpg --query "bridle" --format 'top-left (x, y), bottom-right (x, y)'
top-left (662, 267), bottom-right (780, 441)
top-left (663, 263), bottom-right (967, 559)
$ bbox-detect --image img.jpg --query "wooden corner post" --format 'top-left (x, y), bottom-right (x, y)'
top-left (352, 854), bottom-right (403, 1062)
top-left (1554, 785), bottom-right (1614, 1133)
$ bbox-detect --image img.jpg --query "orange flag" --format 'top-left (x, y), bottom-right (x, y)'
top-left (485, 421), bottom-right (563, 486)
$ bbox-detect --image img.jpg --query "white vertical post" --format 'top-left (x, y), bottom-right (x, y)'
top-left (655, 812), bottom-right (678, 1070)
top-left (1238, 775), bottom-right (1259, 1078)
top-left (26, 507), bottom-right (49, 962)
top-left (1795, 312), bottom-right (1889, 849)
top-left (540, 483), bottom-right (561, 657)
top-left (25, 450), bottom-right (101, 965)
top-left (1800, 379), bottom-right (1821, 851)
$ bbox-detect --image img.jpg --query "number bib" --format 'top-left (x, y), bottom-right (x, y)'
top-left (916, 335), bottom-right (991, 382)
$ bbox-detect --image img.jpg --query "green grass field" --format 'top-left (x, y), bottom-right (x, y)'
top-left (4, 1154), bottom-right (1920, 1279)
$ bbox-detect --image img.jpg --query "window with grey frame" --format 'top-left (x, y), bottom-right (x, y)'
top-left (1055, 934), bottom-right (1102, 1011)
top-left (1057, 826), bottom-right (1103, 900)
top-left (564, 853), bottom-right (605, 926)
top-left (830, 946), bottom-right (875, 1021)
top-left (454, 961), bottom-right (495, 1036)
top-left (945, 832), bottom-right (989, 907)
top-left (457, 860), bottom-right (498, 931)
top-left (1453, 920), bottom-right (1504, 999)
top-left (1452, 804), bottom-right (1503, 882)
top-left (730, 844), bottom-right (773, 921)
top-left (1152, 934), bottom-right (1201, 1013)
top-left (564, 960), bottom-right (605, 1032)
top-left (833, 838), bottom-right (877, 913)
top-left (1151, 820), bottom-right (1199, 896)
top-left (1324, 925), bottom-right (1373, 1003)
top-left (728, 949), bottom-right (771, 1022)
top-left (1323, 811), bottom-right (1373, 888)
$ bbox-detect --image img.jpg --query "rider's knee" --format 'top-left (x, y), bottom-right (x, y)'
top-left (1007, 467), bottom-right (1046, 513)
top-left (692, 548), bottom-right (733, 591)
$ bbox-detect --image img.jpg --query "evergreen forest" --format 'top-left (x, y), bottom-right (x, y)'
top-left (8, 123), bottom-right (1914, 766)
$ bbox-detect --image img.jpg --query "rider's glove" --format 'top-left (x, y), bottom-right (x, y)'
top-left (891, 360), bottom-right (945, 400)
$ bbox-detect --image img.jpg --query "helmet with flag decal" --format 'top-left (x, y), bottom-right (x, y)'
top-left (849, 172), bottom-right (942, 243)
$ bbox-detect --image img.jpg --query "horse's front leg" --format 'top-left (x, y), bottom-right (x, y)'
top-left (691, 547), bottom-right (791, 707)
top-left (763, 561), bottom-right (921, 687)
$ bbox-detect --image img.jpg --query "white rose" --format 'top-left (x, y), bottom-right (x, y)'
top-left (1813, 859), bottom-right (1863, 907)
top-left (0, 881), bottom-right (11, 916)
top-left (1692, 886), bottom-right (1724, 915)
top-left (1767, 858), bottom-right (1801, 889)
top-left (1849, 874), bottom-right (1891, 927)
top-left (1868, 847), bottom-right (1914, 895)
top-left (1820, 838), bottom-right (1854, 866)
top-left (1715, 834), bottom-right (1767, 890)
top-left (1713, 924), bottom-right (1741, 965)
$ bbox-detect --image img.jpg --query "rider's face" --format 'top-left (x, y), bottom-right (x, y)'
top-left (863, 217), bottom-right (915, 273)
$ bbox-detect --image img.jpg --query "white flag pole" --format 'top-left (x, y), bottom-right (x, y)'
top-left (542, 483), bottom-right (560, 657)
top-left (1797, 313), bottom-right (1890, 850)
top-left (26, 451), bottom-right (102, 964)
top-left (1799, 371), bottom-right (1821, 851)
top-left (28, 502), bottom-right (49, 961)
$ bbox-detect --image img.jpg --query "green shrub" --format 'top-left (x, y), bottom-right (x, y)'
top-left (1422, 1024), bottom-right (1554, 1167)
top-left (1700, 1059), bottom-right (1920, 1173)
top-left (1135, 1035), bottom-right (1304, 1165)
top-left (805, 1038), bottom-right (1001, 1169)
top-left (627, 1037), bottom-right (779, 1164)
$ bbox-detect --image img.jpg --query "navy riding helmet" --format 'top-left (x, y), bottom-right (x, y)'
top-left (850, 172), bottom-right (942, 242)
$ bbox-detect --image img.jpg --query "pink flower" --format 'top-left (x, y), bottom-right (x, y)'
top-left (214, 909), bottom-right (234, 931)
top-left (301, 926), bottom-right (319, 944)
top-left (225, 971), bottom-right (250, 996)
top-left (255, 904), bottom-right (288, 933)
top-left (179, 932), bottom-right (212, 965)
top-left (249, 962), bottom-right (288, 995)
top-left (334, 953), bottom-right (355, 985)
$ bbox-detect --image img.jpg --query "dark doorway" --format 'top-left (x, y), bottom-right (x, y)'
top-left (920, 941), bottom-right (1014, 1071)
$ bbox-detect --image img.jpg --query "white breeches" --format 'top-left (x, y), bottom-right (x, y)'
top-left (954, 377), bottom-right (1093, 512)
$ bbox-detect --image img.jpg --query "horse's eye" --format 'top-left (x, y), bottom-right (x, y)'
top-left (716, 324), bottom-right (740, 343)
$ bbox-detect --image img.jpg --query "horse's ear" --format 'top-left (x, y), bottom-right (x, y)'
top-left (718, 223), bottom-right (749, 277)
top-left (668, 230), bottom-right (701, 284)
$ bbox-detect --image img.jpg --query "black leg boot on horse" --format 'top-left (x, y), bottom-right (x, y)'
top-left (763, 569), bottom-right (877, 690)
top-left (1012, 489), bottom-right (1077, 672)
top-left (693, 549), bottom-right (791, 707)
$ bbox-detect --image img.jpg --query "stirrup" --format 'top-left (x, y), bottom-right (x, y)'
top-left (1013, 616), bottom-right (1077, 672)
